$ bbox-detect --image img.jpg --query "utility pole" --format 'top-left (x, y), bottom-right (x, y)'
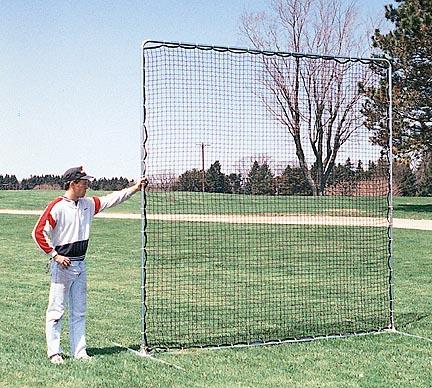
top-left (199, 143), bottom-right (210, 192)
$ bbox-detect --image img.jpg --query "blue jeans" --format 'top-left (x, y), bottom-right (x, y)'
top-left (46, 261), bottom-right (87, 358)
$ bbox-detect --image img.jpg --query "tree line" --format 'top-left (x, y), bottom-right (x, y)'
top-left (159, 157), bottom-right (431, 196)
top-left (1, 155), bottom-right (430, 195)
top-left (0, 175), bottom-right (132, 191)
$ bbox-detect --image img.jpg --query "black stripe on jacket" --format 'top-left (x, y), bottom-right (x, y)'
top-left (55, 240), bottom-right (89, 258)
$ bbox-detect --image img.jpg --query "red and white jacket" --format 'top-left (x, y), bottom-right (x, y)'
top-left (32, 188), bottom-right (135, 259)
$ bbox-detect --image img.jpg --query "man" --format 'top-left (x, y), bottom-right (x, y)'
top-left (32, 166), bottom-right (147, 365)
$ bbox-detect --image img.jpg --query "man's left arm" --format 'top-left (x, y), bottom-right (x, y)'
top-left (93, 177), bottom-right (148, 214)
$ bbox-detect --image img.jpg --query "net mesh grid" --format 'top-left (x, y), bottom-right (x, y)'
top-left (142, 42), bottom-right (391, 349)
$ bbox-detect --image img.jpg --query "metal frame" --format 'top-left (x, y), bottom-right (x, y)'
top-left (140, 40), bottom-right (394, 352)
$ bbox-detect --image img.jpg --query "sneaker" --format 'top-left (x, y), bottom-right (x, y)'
top-left (50, 354), bottom-right (64, 365)
top-left (75, 353), bottom-right (92, 360)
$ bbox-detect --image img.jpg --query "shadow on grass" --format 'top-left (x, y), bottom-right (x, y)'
top-left (87, 345), bottom-right (128, 356)
top-left (125, 344), bottom-right (169, 354)
top-left (394, 204), bottom-right (432, 214)
top-left (396, 312), bottom-right (430, 328)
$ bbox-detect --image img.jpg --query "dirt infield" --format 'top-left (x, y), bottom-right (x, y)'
top-left (1, 208), bottom-right (431, 230)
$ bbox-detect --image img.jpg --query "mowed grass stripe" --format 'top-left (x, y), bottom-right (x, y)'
top-left (0, 190), bottom-right (387, 216)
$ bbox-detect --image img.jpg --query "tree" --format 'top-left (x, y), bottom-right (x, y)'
top-left (175, 169), bottom-right (202, 192)
top-left (367, 160), bottom-right (378, 178)
top-left (365, 0), bottom-right (432, 156)
top-left (227, 173), bottom-right (243, 194)
top-left (416, 152), bottom-right (432, 196)
top-left (355, 160), bottom-right (366, 181)
top-left (277, 165), bottom-right (311, 195)
top-left (20, 174), bottom-right (62, 190)
top-left (393, 159), bottom-right (417, 196)
top-left (148, 173), bottom-right (177, 192)
top-left (0, 174), bottom-right (19, 190)
top-left (242, 0), bottom-right (374, 195)
top-left (326, 158), bottom-right (357, 194)
top-left (342, 158), bottom-right (355, 181)
top-left (91, 177), bottom-right (130, 191)
top-left (205, 161), bottom-right (229, 193)
top-left (244, 161), bottom-right (275, 195)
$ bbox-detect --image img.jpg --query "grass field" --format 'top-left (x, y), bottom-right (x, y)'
top-left (146, 220), bottom-right (389, 348)
top-left (0, 191), bottom-right (431, 387)
top-left (0, 190), bottom-right (430, 219)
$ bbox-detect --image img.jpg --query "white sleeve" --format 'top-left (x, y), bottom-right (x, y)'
top-left (93, 187), bottom-right (135, 214)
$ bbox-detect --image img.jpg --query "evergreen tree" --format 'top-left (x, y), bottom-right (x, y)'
top-left (327, 158), bottom-right (357, 195)
top-left (277, 165), bottom-right (312, 195)
top-left (343, 158), bottom-right (355, 182)
top-left (366, 160), bottom-right (378, 179)
top-left (0, 174), bottom-right (19, 189)
top-left (364, 0), bottom-right (432, 156)
top-left (355, 160), bottom-right (366, 180)
top-left (416, 152), bottom-right (432, 196)
top-left (227, 173), bottom-right (242, 194)
top-left (244, 161), bottom-right (275, 195)
top-left (244, 161), bottom-right (259, 194)
top-left (175, 169), bottom-right (202, 192)
top-left (205, 161), bottom-right (229, 193)
top-left (393, 160), bottom-right (417, 196)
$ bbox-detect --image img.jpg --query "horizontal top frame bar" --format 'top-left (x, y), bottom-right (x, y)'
top-left (141, 39), bottom-right (392, 68)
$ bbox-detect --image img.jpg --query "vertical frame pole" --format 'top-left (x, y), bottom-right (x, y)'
top-left (386, 60), bottom-right (395, 330)
top-left (140, 43), bottom-right (149, 352)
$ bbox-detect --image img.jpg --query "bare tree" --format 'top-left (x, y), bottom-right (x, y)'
top-left (148, 172), bottom-right (178, 192)
top-left (241, 0), bottom-right (375, 195)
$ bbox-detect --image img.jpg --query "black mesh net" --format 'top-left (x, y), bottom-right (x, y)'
top-left (141, 42), bottom-right (391, 349)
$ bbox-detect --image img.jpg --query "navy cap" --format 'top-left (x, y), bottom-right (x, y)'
top-left (62, 166), bottom-right (94, 182)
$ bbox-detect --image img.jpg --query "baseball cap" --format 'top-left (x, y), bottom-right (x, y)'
top-left (62, 166), bottom-right (94, 182)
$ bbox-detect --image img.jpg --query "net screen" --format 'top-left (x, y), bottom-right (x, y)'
top-left (141, 42), bottom-right (391, 349)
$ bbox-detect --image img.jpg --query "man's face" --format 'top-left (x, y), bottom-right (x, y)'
top-left (72, 179), bottom-right (90, 198)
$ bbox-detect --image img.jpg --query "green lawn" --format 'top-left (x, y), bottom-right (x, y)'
top-left (0, 189), bottom-right (391, 217)
top-left (0, 191), bottom-right (431, 387)
top-left (393, 196), bottom-right (432, 219)
top-left (1, 190), bottom-right (430, 218)
top-left (145, 220), bottom-right (389, 348)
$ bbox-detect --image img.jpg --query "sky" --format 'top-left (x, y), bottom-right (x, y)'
top-left (0, 0), bottom-right (393, 180)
